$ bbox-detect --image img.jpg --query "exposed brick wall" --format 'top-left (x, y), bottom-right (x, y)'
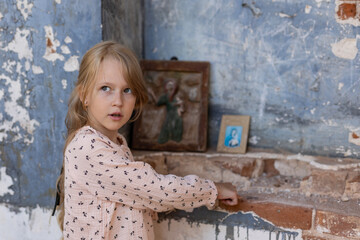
top-left (135, 151), bottom-right (360, 239)
top-left (337, 2), bottom-right (357, 20)
top-left (336, 0), bottom-right (360, 23)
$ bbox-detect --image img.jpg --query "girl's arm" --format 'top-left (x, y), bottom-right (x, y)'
top-left (67, 131), bottom-right (218, 212)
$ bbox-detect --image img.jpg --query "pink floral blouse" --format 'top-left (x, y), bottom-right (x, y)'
top-left (64, 126), bottom-right (218, 240)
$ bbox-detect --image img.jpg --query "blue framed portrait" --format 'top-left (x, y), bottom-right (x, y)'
top-left (217, 115), bottom-right (250, 153)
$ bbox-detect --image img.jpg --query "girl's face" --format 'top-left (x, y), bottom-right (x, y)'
top-left (85, 57), bottom-right (136, 142)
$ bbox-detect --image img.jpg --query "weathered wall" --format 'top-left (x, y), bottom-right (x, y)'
top-left (102, 0), bottom-right (143, 57)
top-left (2, 0), bottom-right (360, 239)
top-left (136, 151), bottom-right (360, 240)
top-left (0, 0), bottom-right (101, 239)
top-left (144, 0), bottom-right (360, 158)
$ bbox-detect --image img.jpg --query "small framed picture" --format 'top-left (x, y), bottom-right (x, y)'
top-left (217, 115), bottom-right (250, 154)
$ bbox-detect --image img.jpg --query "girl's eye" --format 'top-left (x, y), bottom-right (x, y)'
top-left (124, 88), bottom-right (132, 94)
top-left (101, 86), bottom-right (111, 92)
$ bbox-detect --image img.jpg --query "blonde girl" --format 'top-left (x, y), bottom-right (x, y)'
top-left (54, 41), bottom-right (238, 240)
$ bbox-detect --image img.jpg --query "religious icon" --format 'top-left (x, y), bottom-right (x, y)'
top-left (217, 115), bottom-right (250, 154)
top-left (224, 126), bottom-right (242, 148)
top-left (132, 60), bottom-right (210, 152)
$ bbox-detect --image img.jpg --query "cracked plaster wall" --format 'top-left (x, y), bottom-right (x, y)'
top-left (144, 0), bottom-right (360, 158)
top-left (2, 0), bottom-right (360, 239)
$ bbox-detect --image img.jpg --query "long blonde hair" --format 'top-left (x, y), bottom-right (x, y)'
top-left (54, 41), bottom-right (148, 233)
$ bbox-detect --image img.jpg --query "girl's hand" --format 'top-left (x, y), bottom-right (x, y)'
top-left (215, 182), bottom-right (239, 206)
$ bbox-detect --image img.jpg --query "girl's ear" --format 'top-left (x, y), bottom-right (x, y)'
top-left (77, 86), bottom-right (87, 107)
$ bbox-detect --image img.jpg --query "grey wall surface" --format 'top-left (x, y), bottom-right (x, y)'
top-left (143, 0), bottom-right (360, 158)
top-left (102, 0), bottom-right (143, 57)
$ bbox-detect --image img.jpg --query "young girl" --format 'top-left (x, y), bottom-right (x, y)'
top-left (54, 41), bottom-right (238, 240)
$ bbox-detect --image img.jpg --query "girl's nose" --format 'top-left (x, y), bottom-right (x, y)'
top-left (112, 92), bottom-right (123, 106)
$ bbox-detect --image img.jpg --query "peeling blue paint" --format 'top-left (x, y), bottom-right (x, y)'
top-left (0, 0), bottom-right (101, 207)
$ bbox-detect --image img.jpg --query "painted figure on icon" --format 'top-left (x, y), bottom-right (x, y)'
top-left (149, 78), bottom-right (184, 144)
top-left (224, 126), bottom-right (242, 148)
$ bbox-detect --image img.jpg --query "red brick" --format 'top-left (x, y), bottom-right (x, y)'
top-left (214, 157), bottom-right (264, 178)
top-left (344, 174), bottom-right (360, 199)
top-left (219, 199), bottom-right (312, 230)
top-left (337, 3), bottom-right (357, 20)
top-left (310, 170), bottom-right (347, 197)
top-left (263, 159), bottom-right (280, 177)
top-left (315, 211), bottom-right (360, 238)
top-left (303, 235), bottom-right (327, 240)
top-left (305, 237), bottom-right (327, 240)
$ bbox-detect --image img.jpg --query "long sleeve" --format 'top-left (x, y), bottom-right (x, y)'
top-left (65, 127), bottom-right (218, 213)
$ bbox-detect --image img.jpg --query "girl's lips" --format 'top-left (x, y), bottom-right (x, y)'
top-left (109, 112), bottom-right (123, 120)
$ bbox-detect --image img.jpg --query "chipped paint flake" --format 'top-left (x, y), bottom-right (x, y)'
top-left (64, 56), bottom-right (79, 72)
top-left (305, 5), bottom-right (312, 14)
top-left (64, 36), bottom-right (72, 44)
top-left (2, 60), bottom-right (16, 73)
top-left (331, 38), bottom-right (358, 60)
top-left (335, 146), bottom-right (353, 157)
top-left (25, 61), bottom-right (30, 71)
top-left (349, 132), bottom-right (360, 146)
top-left (16, 0), bottom-right (34, 20)
top-left (3, 28), bottom-right (33, 60)
top-left (43, 26), bottom-right (64, 62)
top-left (61, 45), bottom-right (71, 54)
top-left (61, 79), bottom-right (67, 89)
top-left (315, 0), bottom-right (330, 8)
top-left (0, 12), bottom-right (3, 20)
top-left (249, 136), bottom-right (260, 145)
top-left (32, 65), bottom-right (44, 74)
top-left (338, 82), bottom-right (344, 90)
top-left (55, 0), bottom-right (62, 4)
top-left (278, 13), bottom-right (294, 18)
top-left (0, 167), bottom-right (14, 196)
